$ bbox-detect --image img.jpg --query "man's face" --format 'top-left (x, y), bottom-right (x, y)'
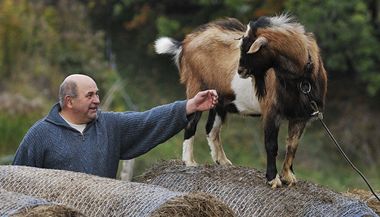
top-left (70, 79), bottom-right (100, 124)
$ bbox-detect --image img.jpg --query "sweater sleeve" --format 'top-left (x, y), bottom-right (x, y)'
top-left (115, 100), bottom-right (189, 160)
top-left (12, 121), bottom-right (45, 167)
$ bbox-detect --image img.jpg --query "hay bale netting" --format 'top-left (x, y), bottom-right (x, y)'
top-left (136, 160), bottom-right (379, 217)
top-left (344, 189), bottom-right (380, 215)
top-left (0, 166), bottom-right (235, 217)
top-left (0, 188), bottom-right (84, 217)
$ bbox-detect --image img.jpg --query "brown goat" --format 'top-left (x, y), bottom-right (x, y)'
top-left (155, 15), bottom-right (327, 188)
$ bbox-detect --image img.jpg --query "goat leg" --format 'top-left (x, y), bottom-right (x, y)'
top-left (264, 115), bottom-right (282, 188)
top-left (281, 120), bottom-right (306, 186)
top-left (183, 111), bottom-right (202, 166)
top-left (206, 109), bottom-right (231, 165)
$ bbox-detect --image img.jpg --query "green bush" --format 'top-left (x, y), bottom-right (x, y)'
top-left (286, 0), bottom-right (380, 95)
top-left (0, 112), bottom-right (42, 157)
top-left (0, 0), bottom-right (112, 100)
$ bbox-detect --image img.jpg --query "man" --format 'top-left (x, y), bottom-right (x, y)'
top-left (12, 74), bottom-right (218, 178)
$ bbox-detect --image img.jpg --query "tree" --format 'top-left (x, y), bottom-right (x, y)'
top-left (286, 0), bottom-right (380, 96)
top-left (0, 0), bottom-right (114, 104)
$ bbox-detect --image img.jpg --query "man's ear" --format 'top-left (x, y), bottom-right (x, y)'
top-left (65, 95), bottom-right (73, 108)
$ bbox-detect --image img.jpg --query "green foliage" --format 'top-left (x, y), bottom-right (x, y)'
top-left (0, 112), bottom-right (42, 157)
top-left (285, 0), bottom-right (380, 95)
top-left (156, 16), bottom-right (180, 37)
top-left (0, 0), bottom-right (112, 100)
top-left (366, 73), bottom-right (380, 95)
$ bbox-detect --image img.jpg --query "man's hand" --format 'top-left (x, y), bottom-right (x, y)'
top-left (186, 90), bottom-right (218, 115)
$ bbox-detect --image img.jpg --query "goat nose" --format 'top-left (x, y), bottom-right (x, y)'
top-left (238, 66), bottom-right (244, 74)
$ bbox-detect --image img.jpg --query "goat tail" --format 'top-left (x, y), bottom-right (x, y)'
top-left (155, 37), bottom-right (182, 68)
top-left (155, 37), bottom-right (181, 54)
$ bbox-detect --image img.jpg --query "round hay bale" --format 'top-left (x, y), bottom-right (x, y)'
top-left (150, 192), bottom-right (234, 217)
top-left (344, 189), bottom-right (380, 215)
top-left (0, 188), bottom-right (84, 217)
top-left (136, 160), bottom-right (378, 217)
top-left (0, 166), bottom-right (235, 217)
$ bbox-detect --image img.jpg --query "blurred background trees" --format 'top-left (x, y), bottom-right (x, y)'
top-left (0, 0), bottom-right (379, 191)
top-left (287, 0), bottom-right (380, 95)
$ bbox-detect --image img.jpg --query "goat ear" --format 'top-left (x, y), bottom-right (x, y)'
top-left (247, 36), bottom-right (267, 54)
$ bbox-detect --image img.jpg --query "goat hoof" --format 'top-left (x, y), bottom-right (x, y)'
top-left (268, 174), bottom-right (282, 189)
top-left (281, 171), bottom-right (297, 186)
top-left (184, 160), bottom-right (198, 167)
top-left (215, 158), bottom-right (232, 166)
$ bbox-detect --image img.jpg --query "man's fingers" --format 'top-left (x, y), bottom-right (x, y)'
top-left (208, 90), bottom-right (218, 107)
top-left (208, 90), bottom-right (218, 98)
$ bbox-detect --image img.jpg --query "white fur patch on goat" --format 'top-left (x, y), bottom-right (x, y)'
top-left (231, 73), bottom-right (261, 115)
top-left (270, 14), bottom-right (293, 26)
top-left (270, 14), bottom-right (305, 34)
top-left (182, 137), bottom-right (197, 166)
top-left (244, 24), bottom-right (251, 38)
top-left (207, 115), bottom-right (222, 161)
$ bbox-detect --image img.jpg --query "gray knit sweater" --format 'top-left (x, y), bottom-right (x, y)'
top-left (12, 101), bottom-right (189, 178)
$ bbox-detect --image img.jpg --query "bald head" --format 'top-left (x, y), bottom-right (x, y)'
top-left (59, 74), bottom-right (97, 108)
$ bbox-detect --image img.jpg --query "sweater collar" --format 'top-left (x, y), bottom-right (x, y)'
top-left (45, 103), bottom-right (99, 128)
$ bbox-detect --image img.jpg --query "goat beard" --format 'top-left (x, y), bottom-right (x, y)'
top-left (254, 74), bottom-right (267, 99)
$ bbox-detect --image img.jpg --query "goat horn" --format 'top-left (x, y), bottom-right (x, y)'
top-left (247, 36), bottom-right (267, 54)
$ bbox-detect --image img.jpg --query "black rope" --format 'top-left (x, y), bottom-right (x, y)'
top-left (299, 80), bottom-right (379, 201)
top-left (307, 101), bottom-right (380, 201)
top-left (317, 117), bottom-right (380, 201)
